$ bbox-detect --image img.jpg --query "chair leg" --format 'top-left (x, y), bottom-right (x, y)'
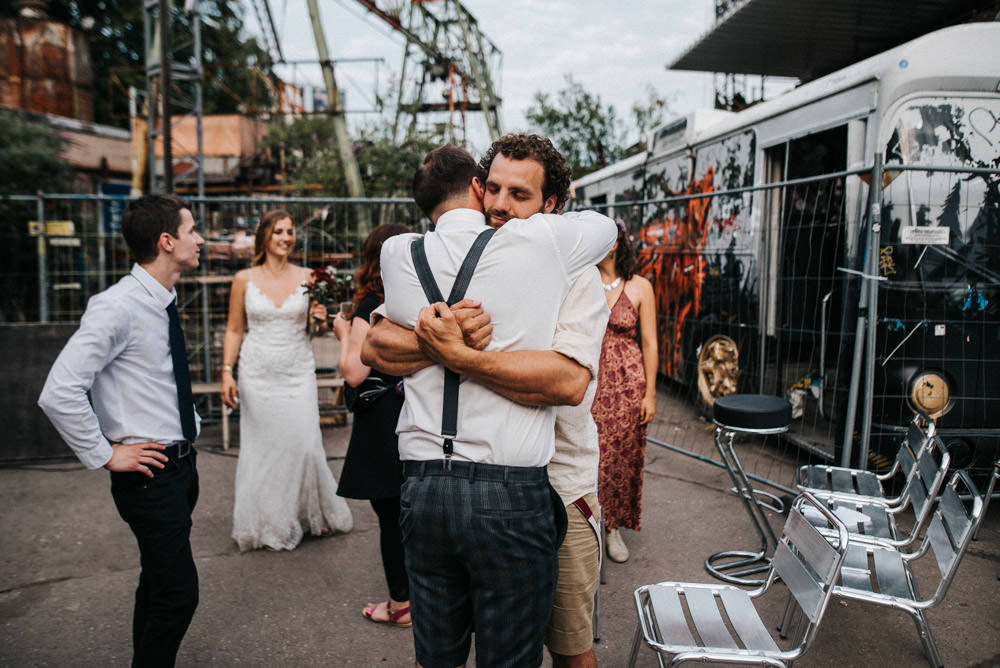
top-left (777, 591), bottom-right (797, 639)
top-left (910, 608), bottom-right (944, 668)
top-left (627, 621), bottom-right (643, 668)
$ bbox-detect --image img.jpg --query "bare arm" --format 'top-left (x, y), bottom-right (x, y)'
top-left (361, 298), bottom-right (494, 376)
top-left (333, 312), bottom-right (373, 387)
top-left (220, 271), bottom-right (248, 408)
top-left (361, 317), bottom-right (433, 376)
top-left (414, 303), bottom-right (590, 406)
top-left (635, 276), bottom-right (659, 424)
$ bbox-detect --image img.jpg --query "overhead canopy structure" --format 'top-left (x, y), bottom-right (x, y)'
top-left (669, 0), bottom-right (995, 81)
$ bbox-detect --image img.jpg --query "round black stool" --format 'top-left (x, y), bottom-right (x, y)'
top-left (705, 394), bottom-right (792, 586)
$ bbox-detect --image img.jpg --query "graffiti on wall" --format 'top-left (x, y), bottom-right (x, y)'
top-left (883, 100), bottom-right (1000, 294)
top-left (632, 130), bottom-right (757, 380)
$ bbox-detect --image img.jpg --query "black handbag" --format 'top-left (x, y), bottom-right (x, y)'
top-left (344, 376), bottom-right (398, 413)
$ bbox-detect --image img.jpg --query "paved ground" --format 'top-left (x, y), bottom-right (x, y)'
top-left (2, 390), bottom-right (998, 667)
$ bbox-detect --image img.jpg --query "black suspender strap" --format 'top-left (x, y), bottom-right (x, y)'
top-left (410, 228), bottom-right (495, 465)
top-left (410, 237), bottom-right (445, 304)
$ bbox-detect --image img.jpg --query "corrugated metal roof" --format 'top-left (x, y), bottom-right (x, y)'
top-left (669, 0), bottom-right (990, 80)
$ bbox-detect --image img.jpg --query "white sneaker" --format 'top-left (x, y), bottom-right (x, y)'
top-left (607, 528), bottom-right (629, 563)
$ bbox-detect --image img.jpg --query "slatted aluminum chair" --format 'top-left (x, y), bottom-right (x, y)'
top-left (796, 413), bottom-right (934, 507)
top-left (803, 435), bottom-right (951, 550)
top-left (828, 462), bottom-right (998, 667)
top-left (627, 492), bottom-right (849, 668)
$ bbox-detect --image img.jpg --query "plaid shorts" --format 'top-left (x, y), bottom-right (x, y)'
top-left (400, 459), bottom-right (566, 668)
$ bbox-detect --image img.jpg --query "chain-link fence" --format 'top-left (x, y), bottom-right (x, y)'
top-left (0, 194), bottom-right (428, 381)
top-left (4, 160), bottom-right (998, 490)
top-left (574, 159), bottom-right (1000, 493)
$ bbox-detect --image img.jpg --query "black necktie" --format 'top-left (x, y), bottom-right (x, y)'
top-left (167, 299), bottom-right (197, 441)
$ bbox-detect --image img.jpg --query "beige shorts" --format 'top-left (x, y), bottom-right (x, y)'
top-left (545, 492), bottom-right (601, 656)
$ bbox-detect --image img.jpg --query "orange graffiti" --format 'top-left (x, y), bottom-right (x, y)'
top-left (637, 167), bottom-right (716, 379)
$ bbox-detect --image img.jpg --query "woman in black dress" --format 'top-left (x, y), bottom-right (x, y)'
top-left (332, 222), bottom-right (411, 627)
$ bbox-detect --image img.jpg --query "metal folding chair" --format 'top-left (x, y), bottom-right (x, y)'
top-left (705, 394), bottom-right (793, 585)
top-left (628, 492), bottom-right (849, 668)
top-left (797, 413), bottom-right (935, 507)
top-left (803, 435), bottom-right (950, 550)
top-left (828, 463), bottom-right (997, 667)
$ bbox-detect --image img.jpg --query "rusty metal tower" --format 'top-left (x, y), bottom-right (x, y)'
top-left (354, 0), bottom-right (502, 145)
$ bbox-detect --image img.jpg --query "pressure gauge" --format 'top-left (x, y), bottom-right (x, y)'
top-left (907, 370), bottom-right (953, 419)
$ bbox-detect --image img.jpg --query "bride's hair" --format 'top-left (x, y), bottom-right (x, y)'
top-left (252, 210), bottom-right (294, 265)
top-left (354, 222), bottom-right (411, 310)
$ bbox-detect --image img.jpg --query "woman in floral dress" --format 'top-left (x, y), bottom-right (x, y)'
top-left (591, 221), bottom-right (658, 562)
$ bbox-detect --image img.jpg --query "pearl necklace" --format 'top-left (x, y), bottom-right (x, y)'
top-left (602, 277), bottom-right (621, 292)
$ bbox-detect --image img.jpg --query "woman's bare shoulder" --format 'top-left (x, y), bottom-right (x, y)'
top-left (295, 265), bottom-right (314, 285)
top-left (630, 273), bottom-right (654, 292)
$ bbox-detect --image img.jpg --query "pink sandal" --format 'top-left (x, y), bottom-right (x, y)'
top-left (362, 601), bottom-right (412, 628)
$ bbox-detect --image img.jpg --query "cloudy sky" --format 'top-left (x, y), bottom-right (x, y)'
top-left (258, 0), bottom-right (788, 154)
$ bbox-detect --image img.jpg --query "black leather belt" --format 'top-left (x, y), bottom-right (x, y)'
top-left (403, 459), bottom-right (546, 482)
top-left (163, 440), bottom-right (194, 459)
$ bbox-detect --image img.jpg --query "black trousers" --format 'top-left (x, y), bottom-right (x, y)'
top-left (370, 495), bottom-right (408, 602)
top-left (110, 449), bottom-right (199, 668)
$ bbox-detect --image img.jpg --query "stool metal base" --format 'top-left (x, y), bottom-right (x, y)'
top-left (705, 394), bottom-right (792, 586)
top-left (705, 549), bottom-right (771, 585)
top-left (728, 486), bottom-right (786, 514)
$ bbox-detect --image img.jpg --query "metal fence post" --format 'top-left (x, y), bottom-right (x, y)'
top-left (97, 194), bottom-right (107, 292)
top-left (840, 153), bottom-right (883, 467)
top-left (36, 192), bottom-right (49, 323)
top-left (857, 153), bottom-right (884, 469)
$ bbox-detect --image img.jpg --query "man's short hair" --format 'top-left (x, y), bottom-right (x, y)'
top-left (121, 194), bottom-right (191, 263)
top-left (479, 133), bottom-right (573, 213)
top-left (412, 145), bottom-right (485, 217)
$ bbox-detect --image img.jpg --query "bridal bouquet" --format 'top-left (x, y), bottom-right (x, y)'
top-left (306, 265), bottom-right (346, 338)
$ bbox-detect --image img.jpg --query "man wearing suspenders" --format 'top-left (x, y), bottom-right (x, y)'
top-left (371, 142), bottom-right (615, 668)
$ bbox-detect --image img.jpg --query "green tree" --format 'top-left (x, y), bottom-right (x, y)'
top-left (629, 84), bottom-right (670, 154)
top-left (0, 111), bottom-right (72, 196)
top-left (261, 118), bottom-right (439, 197)
top-left (0, 110), bottom-right (73, 321)
top-left (525, 75), bottom-right (623, 178)
top-left (2, 2), bottom-right (273, 127)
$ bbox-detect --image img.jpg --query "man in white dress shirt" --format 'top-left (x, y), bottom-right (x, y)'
top-left (365, 134), bottom-right (609, 667)
top-left (38, 194), bottom-right (204, 668)
top-left (368, 143), bottom-right (615, 668)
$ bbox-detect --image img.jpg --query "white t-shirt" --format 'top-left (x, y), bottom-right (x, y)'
top-left (380, 207), bottom-right (616, 467)
top-left (549, 267), bottom-right (610, 505)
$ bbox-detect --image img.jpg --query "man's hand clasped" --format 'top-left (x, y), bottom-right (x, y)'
top-left (105, 442), bottom-right (168, 478)
top-left (414, 298), bottom-right (493, 366)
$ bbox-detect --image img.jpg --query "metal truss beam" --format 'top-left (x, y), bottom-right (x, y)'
top-left (354, 0), bottom-right (502, 144)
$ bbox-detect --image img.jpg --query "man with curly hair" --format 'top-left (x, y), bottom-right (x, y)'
top-left (365, 135), bottom-right (611, 667)
top-left (477, 133), bottom-right (608, 668)
top-left (478, 132), bottom-right (575, 224)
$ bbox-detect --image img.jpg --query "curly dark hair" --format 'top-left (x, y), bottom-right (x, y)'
top-left (613, 220), bottom-right (637, 281)
top-left (353, 222), bottom-right (412, 309)
top-left (479, 133), bottom-right (573, 213)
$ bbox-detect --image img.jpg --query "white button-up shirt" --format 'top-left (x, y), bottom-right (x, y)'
top-left (380, 207), bottom-right (616, 467)
top-left (38, 264), bottom-right (201, 469)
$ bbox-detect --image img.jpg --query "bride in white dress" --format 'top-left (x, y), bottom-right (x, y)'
top-left (220, 210), bottom-right (353, 551)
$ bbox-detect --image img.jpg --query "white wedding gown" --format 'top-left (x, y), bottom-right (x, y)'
top-left (231, 279), bottom-right (353, 551)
